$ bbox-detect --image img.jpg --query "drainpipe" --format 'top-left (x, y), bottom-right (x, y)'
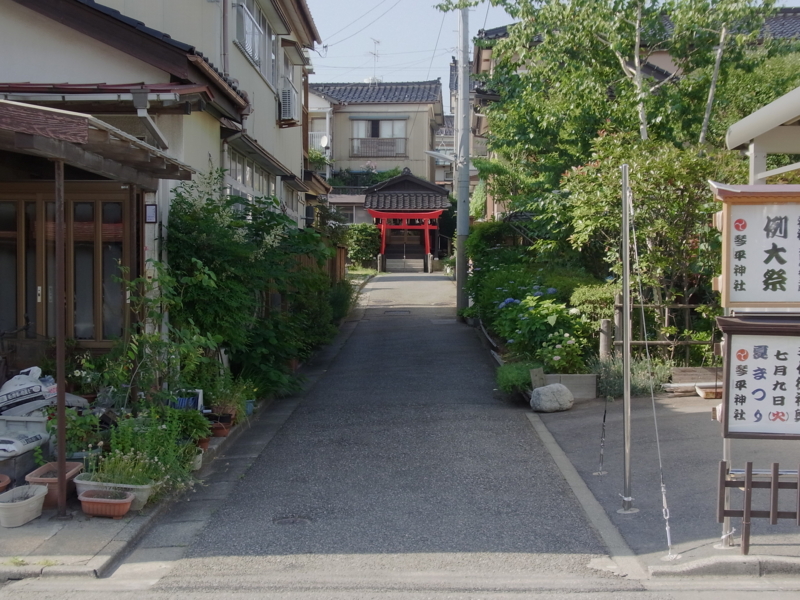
top-left (325, 108), bottom-right (332, 180)
top-left (222, 0), bottom-right (230, 77)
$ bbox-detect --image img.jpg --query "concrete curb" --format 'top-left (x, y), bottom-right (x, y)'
top-left (649, 555), bottom-right (800, 578)
top-left (525, 412), bottom-right (649, 581)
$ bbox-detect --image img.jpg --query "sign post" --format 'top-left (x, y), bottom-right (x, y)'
top-left (710, 182), bottom-right (800, 552)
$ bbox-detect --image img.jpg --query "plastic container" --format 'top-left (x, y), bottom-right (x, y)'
top-left (0, 484), bottom-right (47, 527)
top-left (78, 489), bottom-right (134, 519)
top-left (25, 461), bottom-right (83, 508)
top-left (74, 473), bottom-right (153, 511)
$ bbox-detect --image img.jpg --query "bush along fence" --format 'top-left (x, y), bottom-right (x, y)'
top-left (465, 221), bottom-right (720, 398)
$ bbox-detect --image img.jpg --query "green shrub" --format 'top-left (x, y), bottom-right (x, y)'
top-left (493, 295), bottom-right (590, 361)
top-left (330, 280), bottom-right (356, 323)
top-left (537, 269), bottom-right (603, 305)
top-left (496, 361), bottom-right (541, 394)
top-left (570, 283), bottom-right (619, 324)
top-left (537, 330), bottom-right (588, 374)
top-left (589, 355), bottom-right (673, 399)
top-left (347, 223), bottom-right (381, 267)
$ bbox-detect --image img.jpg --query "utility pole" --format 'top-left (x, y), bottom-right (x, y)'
top-left (456, 6), bottom-right (470, 313)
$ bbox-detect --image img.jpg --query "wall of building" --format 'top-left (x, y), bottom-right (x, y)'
top-left (330, 103), bottom-right (434, 181)
top-left (0, 0), bottom-right (168, 84)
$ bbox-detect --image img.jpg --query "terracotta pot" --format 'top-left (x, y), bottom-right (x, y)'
top-left (197, 437), bottom-right (210, 450)
top-left (211, 422), bottom-right (230, 438)
top-left (78, 489), bottom-right (134, 519)
top-left (25, 462), bottom-right (84, 509)
top-left (0, 474), bottom-right (10, 494)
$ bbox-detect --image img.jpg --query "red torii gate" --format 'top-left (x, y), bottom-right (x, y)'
top-left (367, 209), bottom-right (444, 256)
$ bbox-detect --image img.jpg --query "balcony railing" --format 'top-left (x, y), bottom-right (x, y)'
top-left (330, 186), bottom-right (368, 195)
top-left (309, 132), bottom-right (329, 152)
top-left (236, 4), bottom-right (263, 66)
top-left (350, 137), bottom-right (407, 158)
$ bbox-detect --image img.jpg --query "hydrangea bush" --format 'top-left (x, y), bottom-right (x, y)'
top-left (536, 330), bottom-right (588, 374)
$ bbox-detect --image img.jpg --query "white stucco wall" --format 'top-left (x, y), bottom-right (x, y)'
top-left (331, 103), bottom-right (435, 181)
top-left (0, 0), bottom-right (169, 83)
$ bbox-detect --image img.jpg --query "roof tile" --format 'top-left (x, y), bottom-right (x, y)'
top-left (310, 80), bottom-right (441, 104)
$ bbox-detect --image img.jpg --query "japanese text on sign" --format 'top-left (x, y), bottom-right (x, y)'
top-left (726, 334), bottom-right (800, 438)
top-left (728, 204), bottom-right (800, 304)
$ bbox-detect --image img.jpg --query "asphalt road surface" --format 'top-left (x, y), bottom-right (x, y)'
top-left (3, 274), bottom-right (800, 599)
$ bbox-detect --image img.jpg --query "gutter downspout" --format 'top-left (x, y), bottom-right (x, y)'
top-left (222, 0), bottom-right (230, 77)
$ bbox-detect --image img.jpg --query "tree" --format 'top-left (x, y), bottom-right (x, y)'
top-left (346, 224), bottom-right (382, 267)
top-left (563, 133), bottom-right (746, 303)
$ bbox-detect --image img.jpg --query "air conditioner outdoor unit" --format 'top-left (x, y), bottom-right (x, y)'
top-left (280, 88), bottom-right (295, 121)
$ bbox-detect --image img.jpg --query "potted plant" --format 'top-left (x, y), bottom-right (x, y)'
top-left (0, 485), bottom-right (48, 528)
top-left (45, 406), bottom-right (102, 461)
top-left (175, 409), bottom-right (212, 448)
top-left (78, 489), bottom-right (134, 519)
top-left (537, 330), bottom-right (597, 400)
top-left (25, 461), bottom-right (84, 508)
top-left (75, 448), bottom-right (160, 511)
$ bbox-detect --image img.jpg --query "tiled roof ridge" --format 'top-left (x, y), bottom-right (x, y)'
top-left (310, 80), bottom-right (442, 87)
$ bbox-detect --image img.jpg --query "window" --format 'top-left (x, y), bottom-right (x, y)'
top-left (335, 206), bottom-right (355, 224)
top-left (350, 119), bottom-right (407, 158)
top-left (236, 1), bottom-right (278, 86)
top-left (0, 186), bottom-right (131, 345)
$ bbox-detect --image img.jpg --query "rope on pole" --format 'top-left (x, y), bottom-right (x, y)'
top-left (629, 187), bottom-right (681, 560)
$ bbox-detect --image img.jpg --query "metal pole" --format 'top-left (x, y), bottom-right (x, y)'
top-left (619, 164), bottom-right (636, 514)
top-left (455, 6), bottom-right (470, 313)
top-left (55, 160), bottom-right (68, 518)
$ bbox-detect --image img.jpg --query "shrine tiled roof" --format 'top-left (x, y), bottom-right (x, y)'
top-left (365, 192), bottom-right (451, 211)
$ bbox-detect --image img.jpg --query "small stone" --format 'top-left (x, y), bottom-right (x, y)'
top-left (530, 383), bottom-right (574, 413)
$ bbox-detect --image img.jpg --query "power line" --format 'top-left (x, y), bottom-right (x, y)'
top-left (323, 0), bottom-right (392, 42)
top-left (325, 0), bottom-right (404, 48)
top-left (316, 47), bottom-right (456, 60)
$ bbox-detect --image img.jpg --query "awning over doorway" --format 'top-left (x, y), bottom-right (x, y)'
top-left (0, 100), bottom-right (194, 190)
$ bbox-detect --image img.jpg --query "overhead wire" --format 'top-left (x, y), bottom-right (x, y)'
top-left (323, 0), bottom-right (392, 42)
top-left (325, 0), bottom-right (405, 48)
top-left (405, 10), bottom-right (448, 143)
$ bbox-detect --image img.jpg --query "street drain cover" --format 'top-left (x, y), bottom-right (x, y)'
top-left (384, 310), bottom-right (410, 315)
top-left (273, 516), bottom-right (312, 525)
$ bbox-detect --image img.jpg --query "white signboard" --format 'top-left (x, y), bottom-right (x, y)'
top-left (727, 203), bottom-right (800, 306)
top-left (725, 334), bottom-right (800, 438)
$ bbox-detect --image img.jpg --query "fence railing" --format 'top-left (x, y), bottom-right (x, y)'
top-left (330, 186), bottom-right (368, 195)
top-left (350, 137), bottom-right (407, 158)
top-left (308, 132), bottom-right (329, 152)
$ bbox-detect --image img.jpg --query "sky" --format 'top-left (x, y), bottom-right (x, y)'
top-left (304, 0), bottom-right (512, 113)
top-left (304, 1), bottom-right (800, 114)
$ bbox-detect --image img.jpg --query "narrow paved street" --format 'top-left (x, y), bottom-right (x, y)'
top-left (2, 274), bottom-right (800, 598)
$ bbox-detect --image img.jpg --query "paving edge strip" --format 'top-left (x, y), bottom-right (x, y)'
top-left (525, 412), bottom-right (649, 581)
top-left (648, 555), bottom-right (800, 577)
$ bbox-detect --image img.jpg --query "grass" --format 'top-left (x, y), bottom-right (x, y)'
top-left (7, 557), bottom-right (28, 566)
top-left (346, 266), bottom-right (377, 281)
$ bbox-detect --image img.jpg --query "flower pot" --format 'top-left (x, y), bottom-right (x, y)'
top-left (544, 374), bottom-right (598, 400)
top-left (78, 489), bottom-right (134, 519)
top-left (25, 461), bottom-right (84, 509)
top-left (207, 412), bottom-right (233, 424)
top-left (0, 474), bottom-right (10, 494)
top-left (0, 485), bottom-right (48, 527)
top-left (211, 422), bottom-right (230, 437)
top-left (197, 437), bottom-right (210, 450)
top-left (74, 473), bottom-right (153, 511)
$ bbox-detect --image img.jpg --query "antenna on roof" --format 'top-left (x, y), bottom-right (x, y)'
top-left (369, 38), bottom-right (381, 84)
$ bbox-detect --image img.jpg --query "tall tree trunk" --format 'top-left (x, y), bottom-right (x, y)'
top-left (699, 24), bottom-right (727, 145)
top-left (634, 2), bottom-right (649, 141)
